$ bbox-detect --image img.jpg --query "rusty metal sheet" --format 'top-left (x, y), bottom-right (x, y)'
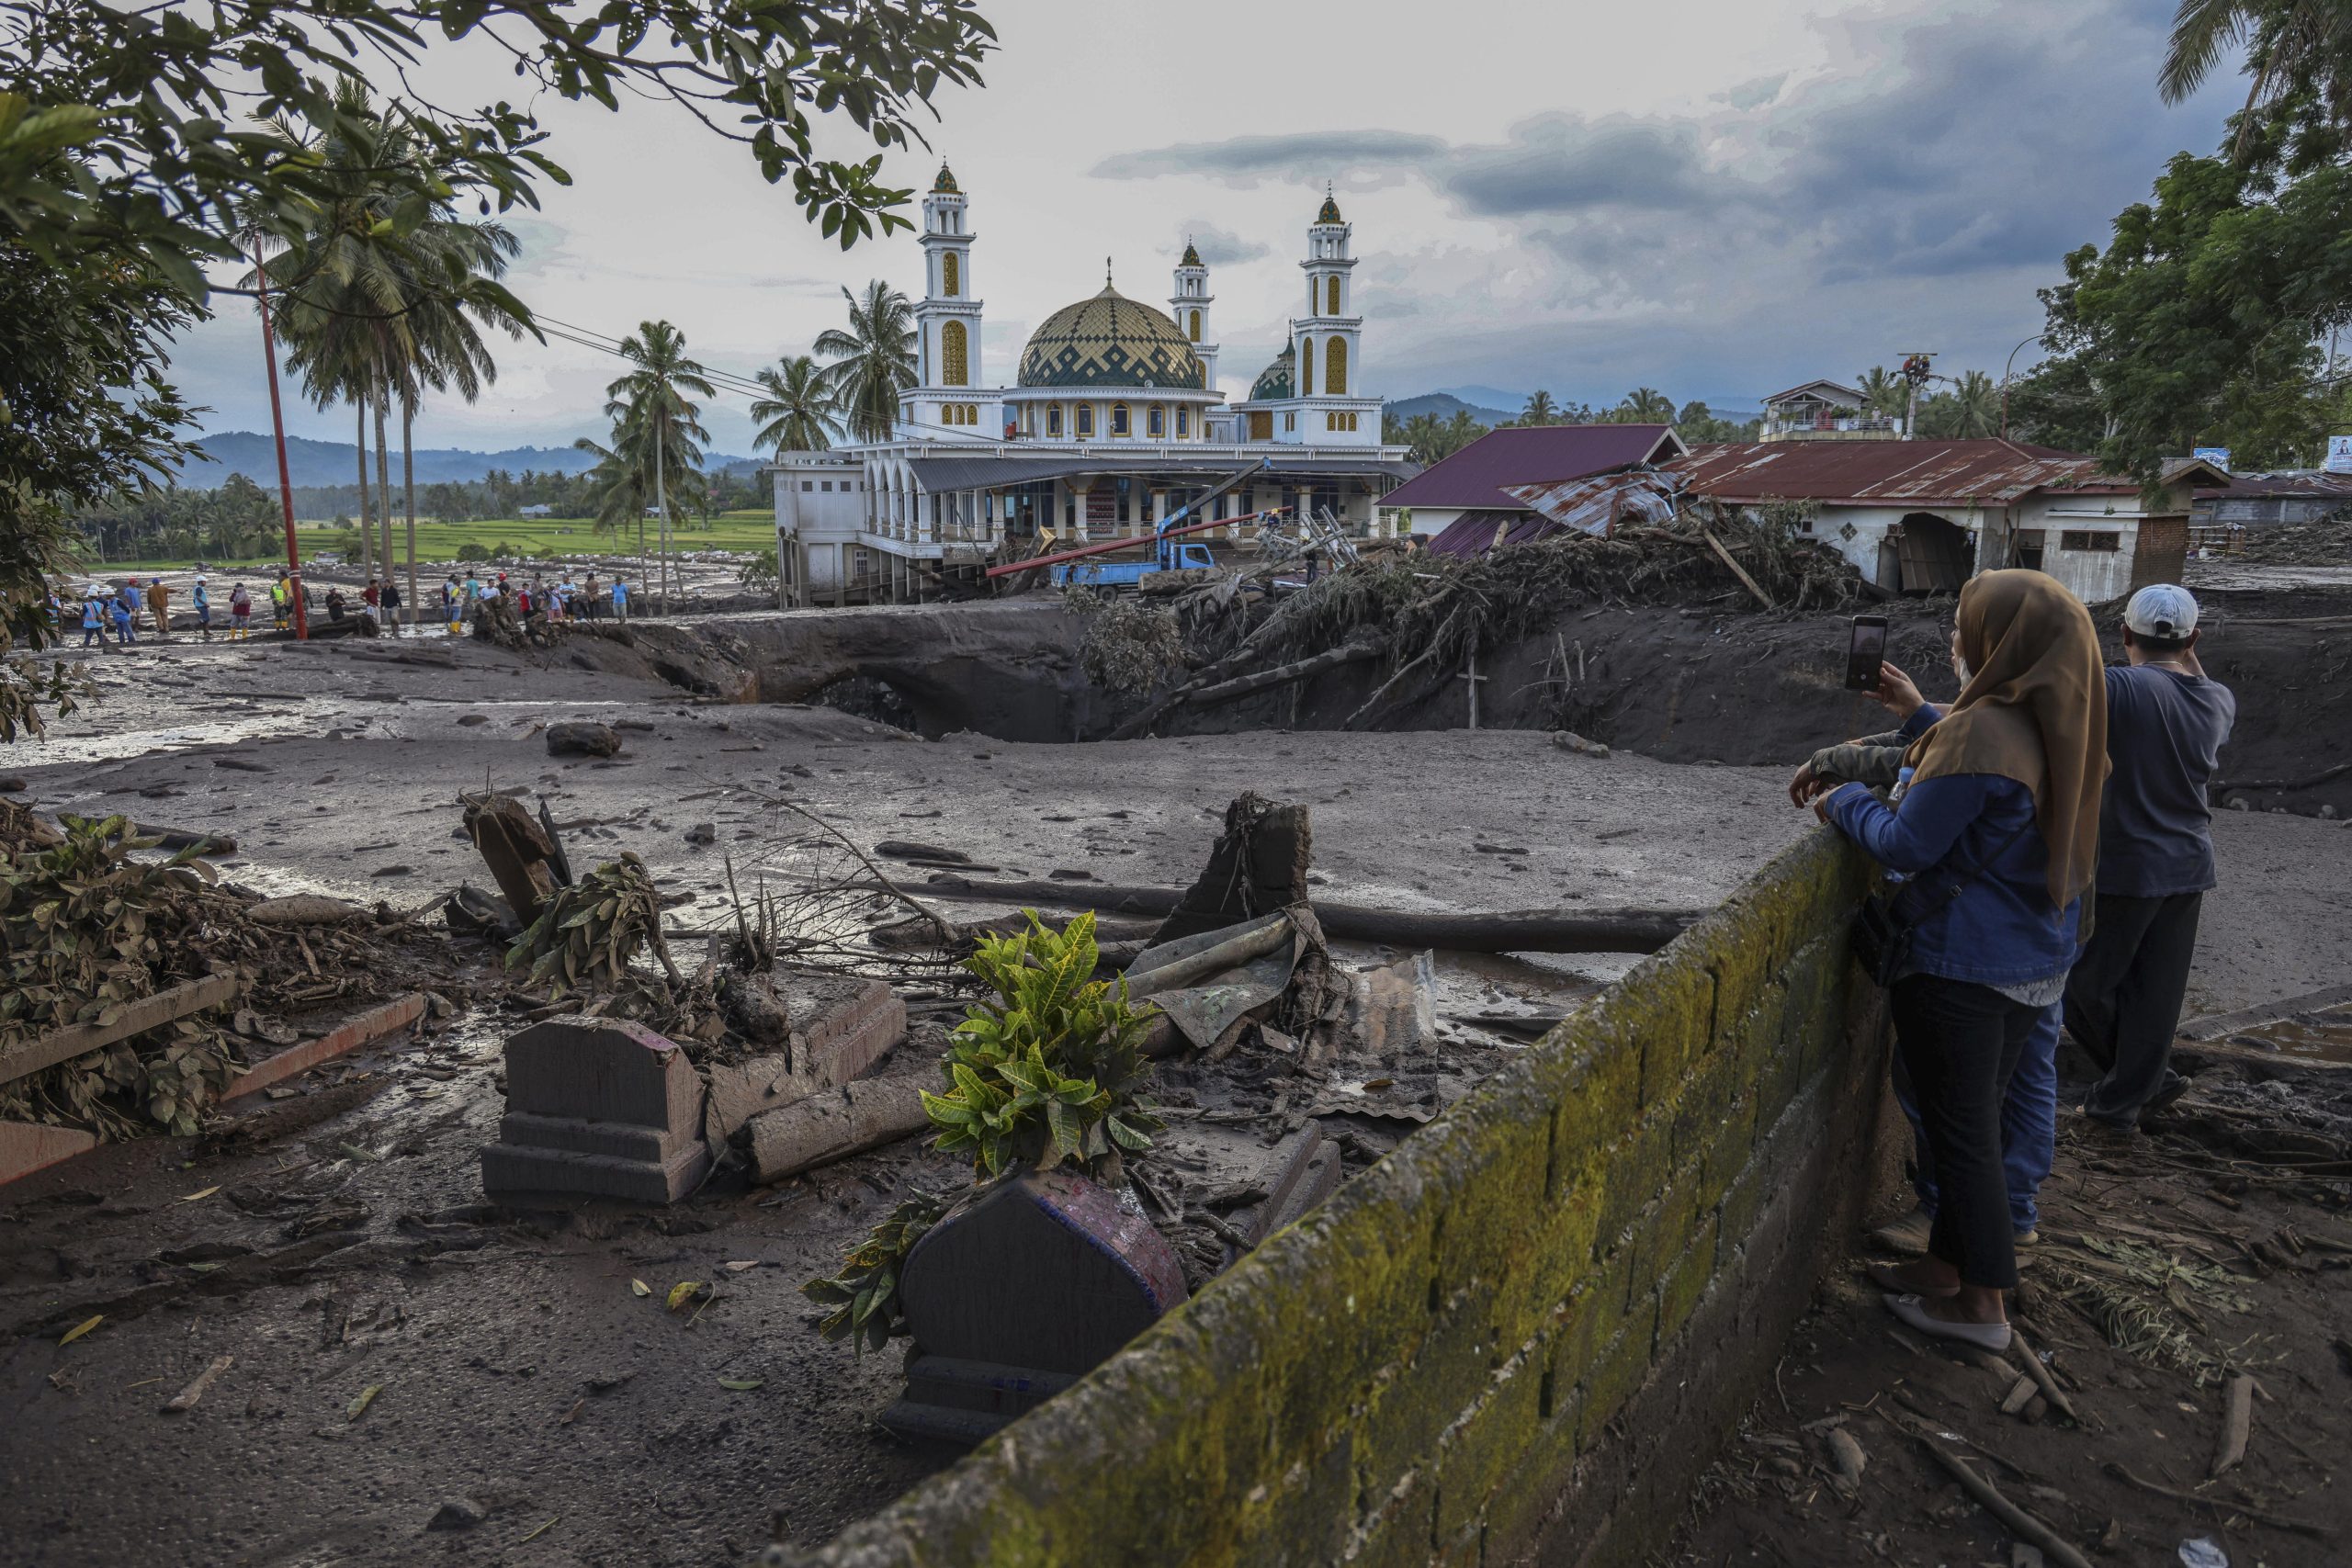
top-left (1664, 438), bottom-right (2136, 508)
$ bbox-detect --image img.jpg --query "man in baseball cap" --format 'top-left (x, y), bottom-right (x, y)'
top-left (2065, 583), bottom-right (2236, 1137)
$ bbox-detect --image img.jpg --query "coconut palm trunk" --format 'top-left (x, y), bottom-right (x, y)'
top-left (402, 394), bottom-right (419, 631)
top-left (355, 402), bottom-right (374, 581)
top-left (373, 387), bottom-right (395, 619)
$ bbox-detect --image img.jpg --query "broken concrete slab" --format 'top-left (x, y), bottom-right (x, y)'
top-left (0, 1120), bottom-right (99, 1189)
top-left (221, 993), bottom-right (428, 1101)
top-left (896, 1167), bottom-right (1188, 1378)
top-left (738, 1077), bottom-right (927, 1184)
top-left (481, 1016), bottom-right (710, 1203)
top-left (1241, 1128), bottom-right (1344, 1247)
top-left (703, 975), bottom-right (907, 1143)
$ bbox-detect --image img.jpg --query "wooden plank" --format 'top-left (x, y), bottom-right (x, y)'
top-left (0, 1121), bottom-right (99, 1188)
top-left (0, 974), bottom-right (241, 1089)
top-left (221, 993), bottom-right (427, 1101)
top-left (1701, 528), bottom-right (1775, 610)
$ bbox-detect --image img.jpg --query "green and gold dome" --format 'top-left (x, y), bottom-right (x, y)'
top-left (1017, 284), bottom-right (1205, 390)
top-left (1249, 345), bottom-right (1295, 401)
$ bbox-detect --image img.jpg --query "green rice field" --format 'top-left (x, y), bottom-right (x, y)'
top-left (83, 512), bottom-right (778, 573)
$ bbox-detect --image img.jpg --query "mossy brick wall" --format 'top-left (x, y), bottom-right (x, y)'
top-left (800, 830), bottom-right (1892, 1568)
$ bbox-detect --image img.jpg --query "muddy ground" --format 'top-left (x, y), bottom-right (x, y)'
top-left (1668, 1043), bottom-right (2352, 1568)
top-left (2, 603), bottom-right (2347, 1567)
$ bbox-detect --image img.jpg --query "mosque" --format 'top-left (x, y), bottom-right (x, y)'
top-left (770, 165), bottom-right (1418, 604)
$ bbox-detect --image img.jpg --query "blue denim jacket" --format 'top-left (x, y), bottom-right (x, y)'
top-left (1824, 749), bottom-right (2080, 988)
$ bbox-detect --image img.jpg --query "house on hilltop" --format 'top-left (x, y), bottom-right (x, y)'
top-left (1759, 380), bottom-right (1903, 443)
top-left (1664, 439), bottom-right (2225, 602)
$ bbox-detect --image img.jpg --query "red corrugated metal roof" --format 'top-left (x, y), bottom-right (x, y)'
top-left (1376, 424), bottom-right (1684, 513)
top-left (1664, 438), bottom-right (2125, 506)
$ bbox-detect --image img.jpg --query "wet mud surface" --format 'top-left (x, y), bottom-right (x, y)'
top-left (3, 609), bottom-right (2347, 1565)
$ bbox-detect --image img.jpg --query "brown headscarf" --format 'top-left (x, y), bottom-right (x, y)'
top-left (1902, 570), bottom-right (2107, 908)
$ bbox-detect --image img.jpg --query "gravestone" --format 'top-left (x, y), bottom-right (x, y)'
top-left (481, 1017), bottom-right (709, 1203)
top-left (884, 1167), bottom-right (1188, 1443)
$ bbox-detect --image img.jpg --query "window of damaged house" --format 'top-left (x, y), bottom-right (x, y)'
top-left (2059, 530), bottom-right (2120, 552)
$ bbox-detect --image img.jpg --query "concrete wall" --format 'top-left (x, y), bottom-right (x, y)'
top-left (794, 829), bottom-right (1894, 1567)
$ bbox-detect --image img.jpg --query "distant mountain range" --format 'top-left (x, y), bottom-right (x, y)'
top-left (1386, 391), bottom-right (1517, 425)
top-left (172, 432), bottom-right (762, 489)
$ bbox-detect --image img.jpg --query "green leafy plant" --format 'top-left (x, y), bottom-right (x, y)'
top-left (801, 1190), bottom-right (949, 1353)
top-left (504, 854), bottom-right (680, 998)
top-left (922, 911), bottom-right (1162, 1180)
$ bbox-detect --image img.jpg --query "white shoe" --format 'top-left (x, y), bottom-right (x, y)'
top-left (1883, 1292), bottom-right (2012, 1351)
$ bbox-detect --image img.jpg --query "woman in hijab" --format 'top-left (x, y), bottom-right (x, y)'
top-left (1815, 570), bottom-right (2106, 1350)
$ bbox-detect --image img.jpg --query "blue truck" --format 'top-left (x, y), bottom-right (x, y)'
top-left (1049, 536), bottom-right (1219, 591)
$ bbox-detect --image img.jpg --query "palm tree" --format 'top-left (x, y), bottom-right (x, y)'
top-left (1614, 388), bottom-right (1676, 423)
top-left (1948, 370), bottom-right (2002, 438)
top-left (262, 85), bottom-right (531, 627)
top-left (596, 320), bottom-right (714, 610)
top-left (1855, 366), bottom-right (1907, 419)
top-left (2160, 1), bottom-right (2352, 128)
top-left (1518, 389), bottom-right (1560, 426)
top-left (751, 354), bottom-right (841, 455)
top-left (815, 282), bottom-right (917, 442)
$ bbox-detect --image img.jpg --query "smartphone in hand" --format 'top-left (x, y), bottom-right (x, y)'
top-left (1844, 615), bottom-right (1889, 692)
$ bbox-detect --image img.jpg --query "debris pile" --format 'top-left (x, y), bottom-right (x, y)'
top-left (1083, 501), bottom-right (1866, 738)
top-left (2235, 513), bottom-right (2352, 565)
top-left (0, 803), bottom-right (450, 1139)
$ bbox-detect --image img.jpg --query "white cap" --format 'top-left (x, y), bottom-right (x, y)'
top-left (2124, 583), bottom-right (2199, 638)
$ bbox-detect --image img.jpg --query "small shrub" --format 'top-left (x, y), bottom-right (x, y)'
top-left (922, 911), bottom-right (1161, 1179)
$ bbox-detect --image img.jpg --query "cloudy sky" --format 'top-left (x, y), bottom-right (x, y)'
top-left (169, 0), bottom-right (2239, 456)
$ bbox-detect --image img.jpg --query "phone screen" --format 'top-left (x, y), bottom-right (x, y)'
top-left (1844, 617), bottom-right (1888, 692)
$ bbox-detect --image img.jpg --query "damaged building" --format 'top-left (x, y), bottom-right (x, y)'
top-left (1660, 439), bottom-right (2226, 600)
top-left (769, 171), bottom-right (1417, 605)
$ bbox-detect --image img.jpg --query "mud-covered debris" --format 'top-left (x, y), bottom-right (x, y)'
top-left (546, 720), bottom-right (619, 759)
top-left (246, 895), bottom-right (368, 927)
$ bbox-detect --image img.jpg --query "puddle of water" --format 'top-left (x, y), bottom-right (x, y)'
top-left (2239, 1007), bottom-right (2352, 1066)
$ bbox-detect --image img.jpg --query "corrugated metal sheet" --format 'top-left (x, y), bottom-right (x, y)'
top-left (2195, 469), bottom-right (2352, 501)
top-left (1422, 471), bottom-right (1683, 558)
top-left (1666, 439), bottom-right (2119, 506)
top-left (1376, 424), bottom-right (1686, 512)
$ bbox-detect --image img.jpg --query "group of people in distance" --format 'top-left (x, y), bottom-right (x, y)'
top-left (438, 569), bottom-right (630, 634)
top-left (1793, 574), bottom-right (2233, 1352)
top-left (55, 562), bottom-right (640, 647)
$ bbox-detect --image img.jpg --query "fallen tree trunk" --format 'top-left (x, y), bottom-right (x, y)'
top-left (1107, 641), bottom-right (1382, 741)
top-left (1182, 640), bottom-right (1382, 709)
top-left (910, 874), bottom-right (1699, 954)
top-left (739, 1077), bottom-right (931, 1183)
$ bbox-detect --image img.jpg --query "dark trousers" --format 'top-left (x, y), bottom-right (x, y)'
top-left (2064, 890), bottom-right (2202, 1128)
top-left (1889, 974), bottom-right (2039, 1290)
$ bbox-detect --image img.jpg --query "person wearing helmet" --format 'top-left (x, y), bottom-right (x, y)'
top-left (192, 575), bottom-right (212, 639)
top-left (80, 585), bottom-right (109, 649)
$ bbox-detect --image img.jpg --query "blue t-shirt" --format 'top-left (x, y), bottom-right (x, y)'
top-left (2097, 663), bottom-right (2235, 898)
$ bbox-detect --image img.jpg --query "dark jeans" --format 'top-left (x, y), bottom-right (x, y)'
top-left (1889, 974), bottom-right (2039, 1290)
top-left (2064, 890), bottom-right (2202, 1129)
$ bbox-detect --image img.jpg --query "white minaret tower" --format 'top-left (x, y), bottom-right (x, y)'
top-left (1294, 186), bottom-right (1359, 405)
top-left (914, 164), bottom-right (981, 393)
top-left (1170, 239), bottom-right (1217, 394)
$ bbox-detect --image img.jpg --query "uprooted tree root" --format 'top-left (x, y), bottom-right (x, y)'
top-left (1103, 503), bottom-right (1869, 734)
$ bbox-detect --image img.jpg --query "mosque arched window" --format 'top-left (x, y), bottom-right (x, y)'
top-left (1326, 336), bottom-right (1348, 397)
top-left (1047, 404), bottom-right (1063, 436)
top-left (1188, 309), bottom-right (1200, 343)
top-left (1176, 407), bottom-right (1191, 438)
top-left (1299, 337), bottom-right (1315, 397)
top-left (944, 251), bottom-right (960, 298)
top-left (1326, 276), bottom-right (1340, 315)
top-left (1111, 402), bottom-right (1132, 437)
top-left (941, 321), bottom-right (968, 388)
top-left (1075, 404), bottom-right (1094, 439)
top-left (1147, 405), bottom-right (1165, 438)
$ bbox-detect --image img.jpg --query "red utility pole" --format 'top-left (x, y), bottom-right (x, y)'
top-left (251, 236), bottom-right (310, 639)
